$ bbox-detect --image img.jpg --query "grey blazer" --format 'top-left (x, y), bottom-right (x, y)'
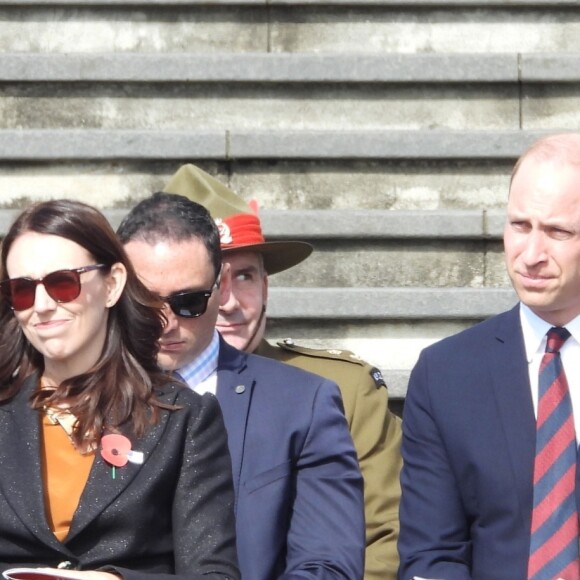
top-left (0, 373), bottom-right (239, 580)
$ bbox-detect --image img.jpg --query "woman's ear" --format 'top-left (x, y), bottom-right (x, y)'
top-left (105, 262), bottom-right (127, 308)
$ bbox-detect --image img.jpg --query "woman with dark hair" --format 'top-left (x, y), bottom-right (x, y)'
top-left (0, 200), bottom-right (239, 580)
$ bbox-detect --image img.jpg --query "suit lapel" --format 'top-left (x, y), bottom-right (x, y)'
top-left (0, 374), bottom-right (182, 546)
top-left (215, 338), bottom-right (254, 504)
top-left (489, 306), bottom-right (536, 520)
top-left (66, 385), bottom-right (177, 541)
top-left (0, 374), bottom-right (72, 551)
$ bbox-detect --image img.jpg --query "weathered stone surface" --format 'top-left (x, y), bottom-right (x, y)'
top-left (522, 84), bottom-right (580, 129)
top-left (0, 160), bottom-right (512, 210)
top-left (522, 53), bottom-right (580, 81)
top-left (266, 287), bottom-right (517, 318)
top-left (485, 247), bottom-right (512, 287)
top-left (0, 161), bottom-right (222, 209)
top-left (227, 130), bottom-right (549, 160)
top-left (0, 128), bottom-right (552, 161)
top-left (0, 84), bottom-right (520, 131)
top-left (259, 209), bottom-right (503, 238)
top-left (272, 6), bottom-right (580, 53)
top-left (0, 53), bottom-right (520, 82)
top-left (270, 8), bottom-right (580, 53)
top-left (0, 0), bottom-right (573, 402)
top-left (270, 241), bottom-right (491, 288)
top-left (1, 6), bottom-right (578, 55)
top-left (0, 7), bottom-right (267, 53)
top-left (228, 160), bottom-right (512, 210)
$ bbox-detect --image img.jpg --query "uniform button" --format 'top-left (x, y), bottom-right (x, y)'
top-left (235, 385), bottom-right (245, 394)
top-left (57, 561), bottom-right (73, 569)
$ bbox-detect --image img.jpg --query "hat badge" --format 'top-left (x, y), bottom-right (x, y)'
top-left (215, 218), bottom-right (233, 244)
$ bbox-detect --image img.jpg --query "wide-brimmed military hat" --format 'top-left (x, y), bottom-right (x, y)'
top-left (163, 164), bottom-right (313, 276)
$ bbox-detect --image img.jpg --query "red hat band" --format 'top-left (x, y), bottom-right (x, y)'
top-left (216, 213), bottom-right (265, 249)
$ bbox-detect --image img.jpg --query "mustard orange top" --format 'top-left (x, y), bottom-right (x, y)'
top-left (40, 413), bottom-right (95, 542)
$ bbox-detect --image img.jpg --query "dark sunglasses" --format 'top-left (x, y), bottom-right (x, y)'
top-left (0, 264), bottom-right (107, 312)
top-left (161, 271), bottom-right (221, 319)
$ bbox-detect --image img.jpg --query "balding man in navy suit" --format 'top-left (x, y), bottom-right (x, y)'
top-left (399, 133), bottom-right (580, 579)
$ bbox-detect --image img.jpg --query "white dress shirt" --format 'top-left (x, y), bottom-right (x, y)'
top-left (519, 303), bottom-right (580, 441)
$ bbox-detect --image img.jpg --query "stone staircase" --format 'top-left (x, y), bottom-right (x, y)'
top-left (0, 0), bottom-right (579, 411)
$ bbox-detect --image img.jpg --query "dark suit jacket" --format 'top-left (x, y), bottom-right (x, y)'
top-left (398, 305), bottom-right (580, 580)
top-left (0, 374), bottom-right (239, 580)
top-left (215, 339), bottom-right (365, 580)
top-left (255, 338), bottom-right (402, 580)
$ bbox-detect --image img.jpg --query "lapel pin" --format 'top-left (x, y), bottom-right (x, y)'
top-left (101, 434), bottom-right (144, 479)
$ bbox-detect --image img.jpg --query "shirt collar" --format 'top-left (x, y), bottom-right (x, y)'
top-left (519, 303), bottom-right (580, 362)
top-left (176, 330), bottom-right (220, 388)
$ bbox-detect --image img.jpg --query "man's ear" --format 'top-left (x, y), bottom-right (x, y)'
top-left (105, 262), bottom-right (127, 308)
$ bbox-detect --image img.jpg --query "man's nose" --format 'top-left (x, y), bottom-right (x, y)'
top-left (162, 304), bottom-right (180, 333)
top-left (219, 287), bottom-right (240, 314)
top-left (521, 230), bottom-right (548, 266)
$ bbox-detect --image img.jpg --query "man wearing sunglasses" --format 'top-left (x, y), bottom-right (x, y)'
top-left (163, 165), bottom-right (403, 580)
top-left (117, 192), bottom-right (364, 580)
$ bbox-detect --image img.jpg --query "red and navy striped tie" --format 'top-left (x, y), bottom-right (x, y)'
top-left (528, 326), bottom-right (580, 580)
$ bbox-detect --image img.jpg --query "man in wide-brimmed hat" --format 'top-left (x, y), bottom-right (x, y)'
top-left (164, 164), bottom-right (403, 580)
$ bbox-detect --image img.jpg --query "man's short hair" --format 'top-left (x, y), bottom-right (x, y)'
top-left (117, 191), bottom-right (222, 278)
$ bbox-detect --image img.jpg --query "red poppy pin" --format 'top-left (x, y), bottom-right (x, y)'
top-left (101, 434), bottom-right (144, 479)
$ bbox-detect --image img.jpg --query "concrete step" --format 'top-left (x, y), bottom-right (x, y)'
top-left (2, 207), bottom-right (506, 238)
top-left (0, 5), bottom-right (578, 54)
top-left (0, 130), bottom-right (552, 211)
top-left (0, 89), bottom-right (573, 131)
top-left (0, 1), bottom-right (561, 402)
top-left (257, 210), bottom-right (509, 289)
top-left (0, 158), bottom-right (514, 211)
top-left (266, 287), bottom-right (516, 319)
top-left (260, 208), bottom-right (505, 238)
top-left (0, 52), bottom-right (576, 208)
top-left (0, 128), bottom-right (556, 160)
top-left (4, 52), bottom-right (579, 81)
top-left (1, 208), bottom-right (510, 288)
top-left (0, 127), bottom-right (556, 214)
top-left (2, 54), bottom-right (578, 134)
top-left (0, 207), bottom-right (505, 238)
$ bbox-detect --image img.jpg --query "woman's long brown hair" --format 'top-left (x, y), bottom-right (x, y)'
top-left (0, 199), bottom-right (177, 449)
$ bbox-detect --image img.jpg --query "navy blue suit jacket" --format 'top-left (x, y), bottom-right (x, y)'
top-left (215, 338), bottom-right (365, 580)
top-left (398, 305), bottom-right (580, 579)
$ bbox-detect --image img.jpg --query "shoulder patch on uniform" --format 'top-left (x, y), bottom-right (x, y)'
top-left (276, 338), bottom-right (366, 366)
top-left (369, 367), bottom-right (387, 389)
